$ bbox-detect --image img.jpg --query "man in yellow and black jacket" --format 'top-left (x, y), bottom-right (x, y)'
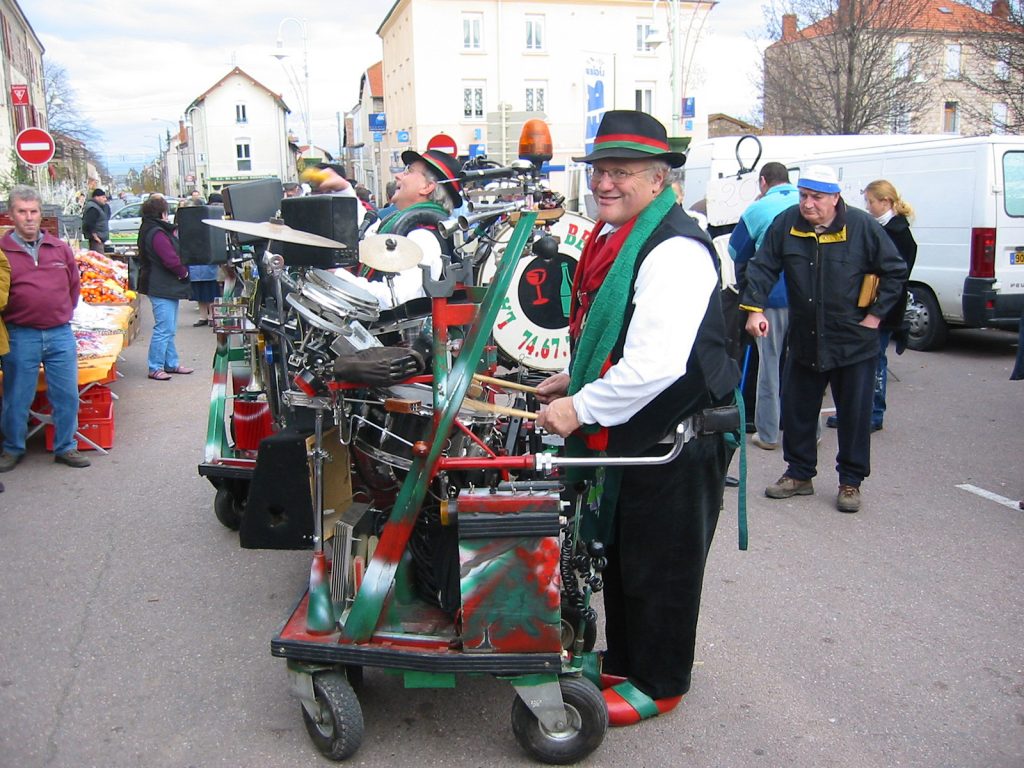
top-left (740, 165), bottom-right (905, 514)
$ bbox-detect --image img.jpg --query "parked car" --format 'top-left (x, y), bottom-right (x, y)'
top-left (106, 198), bottom-right (181, 251)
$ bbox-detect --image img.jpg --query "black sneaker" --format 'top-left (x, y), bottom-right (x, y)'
top-left (55, 450), bottom-right (91, 468)
top-left (0, 451), bottom-right (24, 473)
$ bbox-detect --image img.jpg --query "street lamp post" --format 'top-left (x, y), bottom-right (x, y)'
top-left (647, 0), bottom-right (711, 138)
top-left (272, 17), bottom-right (311, 148)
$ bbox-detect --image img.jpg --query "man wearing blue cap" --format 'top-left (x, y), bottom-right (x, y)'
top-left (740, 165), bottom-right (906, 513)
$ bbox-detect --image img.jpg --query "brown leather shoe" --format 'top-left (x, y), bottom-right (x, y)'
top-left (837, 484), bottom-right (861, 513)
top-left (765, 475), bottom-right (814, 499)
top-left (55, 450), bottom-right (91, 468)
top-left (0, 451), bottom-right (24, 473)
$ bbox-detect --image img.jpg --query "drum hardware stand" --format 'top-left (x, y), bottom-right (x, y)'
top-left (306, 402), bottom-right (336, 634)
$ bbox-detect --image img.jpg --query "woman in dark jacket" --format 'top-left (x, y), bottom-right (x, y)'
top-left (864, 179), bottom-right (917, 430)
top-left (137, 195), bottom-right (193, 381)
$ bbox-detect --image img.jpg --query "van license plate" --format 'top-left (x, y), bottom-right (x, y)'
top-left (1013, 249), bottom-right (1024, 265)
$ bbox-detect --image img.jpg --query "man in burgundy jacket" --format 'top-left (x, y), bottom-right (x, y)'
top-left (0, 185), bottom-right (90, 471)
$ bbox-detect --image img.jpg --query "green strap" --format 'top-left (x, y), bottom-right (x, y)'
top-left (611, 682), bottom-right (660, 720)
top-left (723, 387), bottom-right (748, 551)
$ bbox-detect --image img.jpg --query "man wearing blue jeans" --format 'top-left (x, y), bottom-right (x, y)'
top-left (0, 185), bottom-right (91, 471)
top-left (729, 162), bottom-right (798, 450)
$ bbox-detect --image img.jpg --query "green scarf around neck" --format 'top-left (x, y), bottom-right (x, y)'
top-left (568, 186), bottom-right (678, 397)
top-left (564, 186), bottom-right (679, 545)
top-left (378, 201), bottom-right (449, 234)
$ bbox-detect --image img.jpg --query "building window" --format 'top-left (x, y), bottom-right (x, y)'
top-left (942, 102), bottom-right (959, 133)
top-left (463, 82), bottom-right (485, 119)
top-left (636, 21), bottom-right (656, 52)
top-left (463, 13), bottom-right (483, 50)
top-left (944, 44), bottom-right (961, 80)
top-left (893, 42), bottom-right (911, 79)
top-left (992, 102), bottom-right (1008, 134)
top-left (635, 85), bottom-right (654, 114)
top-left (995, 47), bottom-right (1010, 81)
top-left (236, 142), bottom-right (251, 171)
top-left (525, 15), bottom-right (544, 51)
top-left (235, 104), bottom-right (247, 123)
top-left (525, 82), bottom-right (546, 113)
top-left (891, 102), bottom-right (911, 133)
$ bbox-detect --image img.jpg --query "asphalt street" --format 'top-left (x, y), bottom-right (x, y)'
top-left (0, 301), bottom-right (1021, 768)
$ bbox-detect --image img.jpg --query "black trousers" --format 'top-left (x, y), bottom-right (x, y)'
top-left (601, 433), bottom-right (730, 699)
top-left (781, 355), bottom-right (875, 487)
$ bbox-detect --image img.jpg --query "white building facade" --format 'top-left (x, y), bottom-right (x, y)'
top-left (183, 67), bottom-right (294, 196)
top-left (369, 0), bottom-right (710, 201)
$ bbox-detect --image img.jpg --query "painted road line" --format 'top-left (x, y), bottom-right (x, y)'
top-left (955, 484), bottom-right (1021, 511)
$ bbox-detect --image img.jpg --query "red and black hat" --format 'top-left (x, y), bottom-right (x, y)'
top-left (400, 149), bottom-right (463, 208)
top-left (572, 110), bottom-right (685, 168)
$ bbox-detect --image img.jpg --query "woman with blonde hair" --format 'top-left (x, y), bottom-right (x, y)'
top-left (863, 179), bottom-right (917, 431)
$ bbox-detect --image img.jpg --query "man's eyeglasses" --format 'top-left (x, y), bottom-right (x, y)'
top-left (401, 164), bottom-right (425, 176)
top-left (589, 166), bottom-right (654, 183)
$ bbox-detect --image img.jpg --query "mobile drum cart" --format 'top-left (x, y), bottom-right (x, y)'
top-left (265, 195), bottom-right (694, 763)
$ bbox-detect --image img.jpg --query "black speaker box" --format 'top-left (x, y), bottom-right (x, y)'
top-left (239, 430), bottom-right (314, 550)
top-left (280, 194), bottom-right (359, 268)
top-left (221, 179), bottom-right (284, 243)
top-left (176, 204), bottom-right (227, 265)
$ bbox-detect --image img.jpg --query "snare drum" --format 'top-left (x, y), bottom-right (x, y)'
top-left (479, 210), bottom-right (594, 372)
top-left (304, 268), bottom-right (381, 323)
top-left (353, 383), bottom-right (495, 471)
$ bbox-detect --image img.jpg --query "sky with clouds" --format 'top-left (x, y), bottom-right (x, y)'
top-left (18, 0), bottom-right (771, 176)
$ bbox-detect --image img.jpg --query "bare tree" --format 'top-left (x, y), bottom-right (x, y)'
top-left (956, 0), bottom-right (1024, 133)
top-left (761, 0), bottom-right (940, 134)
top-left (43, 61), bottom-right (99, 145)
top-left (42, 60), bottom-right (111, 181)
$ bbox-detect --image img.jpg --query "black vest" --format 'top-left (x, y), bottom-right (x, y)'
top-left (605, 207), bottom-right (739, 456)
top-left (137, 218), bottom-right (190, 300)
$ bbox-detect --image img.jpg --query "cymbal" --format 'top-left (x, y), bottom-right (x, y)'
top-left (202, 218), bottom-right (346, 248)
top-left (359, 234), bottom-right (422, 273)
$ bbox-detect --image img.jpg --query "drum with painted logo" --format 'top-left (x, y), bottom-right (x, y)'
top-left (479, 210), bottom-right (594, 372)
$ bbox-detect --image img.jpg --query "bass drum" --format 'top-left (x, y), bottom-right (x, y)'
top-left (479, 211), bottom-right (595, 372)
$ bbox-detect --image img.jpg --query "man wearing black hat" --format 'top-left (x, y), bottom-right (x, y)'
top-left (315, 149), bottom-right (463, 308)
top-left (535, 110), bottom-right (739, 726)
top-left (81, 188), bottom-right (111, 251)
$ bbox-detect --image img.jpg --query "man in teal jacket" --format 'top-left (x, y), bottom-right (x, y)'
top-left (728, 162), bottom-right (798, 450)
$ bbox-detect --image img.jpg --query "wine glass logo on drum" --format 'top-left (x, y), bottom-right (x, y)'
top-left (517, 256), bottom-right (575, 329)
top-left (525, 269), bottom-right (550, 306)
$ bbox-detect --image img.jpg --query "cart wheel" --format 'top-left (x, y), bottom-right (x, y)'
top-left (213, 487), bottom-right (242, 531)
top-left (560, 604), bottom-right (597, 653)
top-left (302, 672), bottom-right (364, 761)
top-left (343, 664), bottom-right (364, 692)
top-left (511, 677), bottom-right (607, 765)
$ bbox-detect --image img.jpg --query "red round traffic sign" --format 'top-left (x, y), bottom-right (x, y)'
top-left (15, 127), bottom-right (55, 166)
top-left (426, 133), bottom-right (457, 157)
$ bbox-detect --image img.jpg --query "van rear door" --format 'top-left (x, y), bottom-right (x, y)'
top-left (993, 145), bottom-right (1024, 324)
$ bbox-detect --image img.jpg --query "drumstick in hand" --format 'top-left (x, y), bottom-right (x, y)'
top-left (460, 399), bottom-right (538, 420)
top-left (472, 373), bottom-right (540, 394)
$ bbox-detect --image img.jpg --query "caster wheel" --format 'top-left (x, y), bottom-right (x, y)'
top-left (560, 604), bottom-right (597, 653)
top-left (213, 487), bottom-right (242, 530)
top-left (302, 672), bottom-right (364, 761)
top-left (511, 677), bottom-right (607, 765)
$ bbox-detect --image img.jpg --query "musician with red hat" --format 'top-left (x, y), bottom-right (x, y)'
top-left (311, 150), bottom-right (462, 308)
top-left (536, 110), bottom-right (739, 727)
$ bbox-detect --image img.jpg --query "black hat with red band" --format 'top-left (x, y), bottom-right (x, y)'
top-left (400, 149), bottom-right (463, 208)
top-left (572, 110), bottom-right (686, 168)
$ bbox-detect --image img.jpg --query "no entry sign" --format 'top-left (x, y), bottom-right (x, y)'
top-left (426, 133), bottom-right (457, 157)
top-left (15, 127), bottom-right (55, 166)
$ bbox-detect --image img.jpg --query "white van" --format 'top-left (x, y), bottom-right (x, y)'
top-left (789, 135), bottom-right (1024, 350)
top-left (683, 134), bottom-right (941, 231)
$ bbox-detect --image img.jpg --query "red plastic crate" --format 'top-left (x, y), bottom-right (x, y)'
top-left (44, 390), bottom-right (115, 451)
